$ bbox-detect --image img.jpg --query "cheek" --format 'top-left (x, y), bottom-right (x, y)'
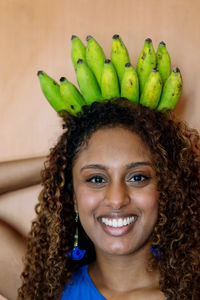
top-left (74, 187), bottom-right (102, 240)
top-left (74, 185), bottom-right (102, 214)
top-left (134, 188), bottom-right (159, 215)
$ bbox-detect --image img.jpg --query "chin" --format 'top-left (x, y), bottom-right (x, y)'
top-left (99, 238), bottom-right (152, 257)
top-left (102, 243), bottom-right (136, 256)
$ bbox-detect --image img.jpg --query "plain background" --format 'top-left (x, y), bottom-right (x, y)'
top-left (0, 0), bottom-right (200, 162)
top-left (0, 1), bottom-right (200, 299)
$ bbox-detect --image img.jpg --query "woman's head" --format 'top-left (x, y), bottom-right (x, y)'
top-left (18, 98), bottom-right (200, 299)
top-left (72, 125), bottom-right (159, 257)
top-left (63, 98), bottom-right (197, 249)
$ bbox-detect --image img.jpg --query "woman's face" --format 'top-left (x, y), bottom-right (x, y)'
top-left (72, 127), bottom-right (159, 256)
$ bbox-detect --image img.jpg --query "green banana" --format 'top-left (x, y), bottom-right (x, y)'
top-left (121, 62), bottom-right (139, 103)
top-left (140, 68), bottom-right (162, 109)
top-left (157, 67), bottom-right (182, 111)
top-left (136, 38), bottom-right (156, 95)
top-left (60, 77), bottom-right (86, 116)
top-left (101, 59), bottom-right (120, 99)
top-left (110, 34), bottom-right (130, 83)
top-left (76, 59), bottom-right (102, 105)
top-left (37, 70), bottom-right (67, 113)
top-left (86, 35), bottom-right (106, 86)
top-left (156, 41), bottom-right (171, 84)
top-left (71, 35), bottom-right (86, 71)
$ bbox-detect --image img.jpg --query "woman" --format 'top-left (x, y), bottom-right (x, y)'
top-left (18, 98), bottom-right (200, 299)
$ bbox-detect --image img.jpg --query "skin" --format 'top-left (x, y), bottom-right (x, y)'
top-left (0, 157), bottom-right (43, 299)
top-left (0, 219), bottom-right (26, 300)
top-left (0, 156), bottom-right (44, 194)
top-left (72, 127), bottom-right (166, 299)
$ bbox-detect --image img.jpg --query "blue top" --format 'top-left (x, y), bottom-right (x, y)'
top-left (60, 264), bottom-right (106, 299)
top-left (60, 264), bottom-right (168, 300)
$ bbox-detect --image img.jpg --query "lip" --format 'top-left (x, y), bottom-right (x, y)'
top-left (98, 214), bottom-right (138, 237)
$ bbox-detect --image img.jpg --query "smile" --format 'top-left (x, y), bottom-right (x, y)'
top-left (101, 216), bottom-right (136, 228)
top-left (99, 215), bottom-right (138, 237)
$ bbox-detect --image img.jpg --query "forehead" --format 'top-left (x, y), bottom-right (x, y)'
top-left (73, 126), bottom-right (152, 167)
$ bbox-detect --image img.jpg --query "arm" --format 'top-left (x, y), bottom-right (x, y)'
top-left (0, 184), bottom-right (41, 237)
top-left (0, 295), bottom-right (8, 300)
top-left (0, 219), bottom-right (26, 300)
top-left (0, 185), bottom-right (40, 299)
top-left (0, 156), bottom-right (46, 195)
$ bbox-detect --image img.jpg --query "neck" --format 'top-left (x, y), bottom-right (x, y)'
top-left (89, 243), bottom-right (159, 293)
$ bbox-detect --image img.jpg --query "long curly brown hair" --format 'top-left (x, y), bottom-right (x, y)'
top-left (18, 99), bottom-right (200, 300)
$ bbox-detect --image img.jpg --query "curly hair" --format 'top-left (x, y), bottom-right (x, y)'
top-left (18, 98), bottom-right (200, 300)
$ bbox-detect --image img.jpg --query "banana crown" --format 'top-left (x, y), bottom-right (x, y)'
top-left (37, 35), bottom-right (182, 116)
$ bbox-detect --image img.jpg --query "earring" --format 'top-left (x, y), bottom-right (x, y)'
top-left (66, 212), bottom-right (86, 260)
top-left (150, 244), bottom-right (163, 259)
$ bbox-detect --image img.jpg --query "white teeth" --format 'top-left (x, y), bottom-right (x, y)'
top-left (118, 219), bottom-right (123, 227)
top-left (108, 219), bottom-right (112, 226)
top-left (113, 219), bottom-right (117, 227)
top-left (101, 216), bottom-right (136, 228)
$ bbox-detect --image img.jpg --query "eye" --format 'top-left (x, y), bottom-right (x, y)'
top-left (129, 174), bottom-right (150, 183)
top-left (86, 175), bottom-right (105, 184)
top-left (130, 174), bottom-right (147, 181)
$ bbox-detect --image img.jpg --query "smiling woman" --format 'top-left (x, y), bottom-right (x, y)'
top-left (72, 127), bottom-right (159, 258)
top-left (17, 99), bottom-right (200, 300)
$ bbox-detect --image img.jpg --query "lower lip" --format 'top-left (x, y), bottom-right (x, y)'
top-left (100, 219), bottom-right (137, 237)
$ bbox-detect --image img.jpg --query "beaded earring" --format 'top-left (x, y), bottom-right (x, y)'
top-left (150, 244), bottom-right (163, 259)
top-left (66, 212), bottom-right (86, 260)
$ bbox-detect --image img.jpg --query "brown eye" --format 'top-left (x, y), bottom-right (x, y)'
top-left (130, 175), bottom-right (149, 182)
top-left (87, 176), bottom-right (105, 184)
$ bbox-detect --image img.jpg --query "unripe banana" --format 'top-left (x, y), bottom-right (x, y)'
top-left (86, 35), bottom-right (106, 86)
top-left (60, 77), bottom-right (86, 116)
top-left (156, 41), bottom-right (171, 84)
top-left (136, 38), bottom-right (156, 95)
top-left (140, 68), bottom-right (162, 109)
top-left (76, 59), bottom-right (102, 105)
top-left (37, 71), bottom-right (66, 113)
top-left (121, 62), bottom-right (139, 103)
top-left (157, 67), bottom-right (182, 111)
top-left (71, 35), bottom-right (86, 71)
top-left (111, 34), bottom-right (130, 83)
top-left (101, 59), bottom-right (120, 99)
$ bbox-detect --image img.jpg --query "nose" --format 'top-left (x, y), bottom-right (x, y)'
top-left (104, 181), bottom-right (130, 209)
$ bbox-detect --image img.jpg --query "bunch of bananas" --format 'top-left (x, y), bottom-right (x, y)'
top-left (38, 35), bottom-right (182, 116)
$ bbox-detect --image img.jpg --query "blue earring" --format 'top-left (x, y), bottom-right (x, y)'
top-left (151, 244), bottom-right (163, 259)
top-left (66, 212), bottom-right (86, 260)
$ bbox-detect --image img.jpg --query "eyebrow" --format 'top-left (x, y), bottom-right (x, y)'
top-left (80, 161), bottom-right (152, 172)
top-left (80, 164), bottom-right (108, 172)
top-left (125, 161), bottom-right (152, 169)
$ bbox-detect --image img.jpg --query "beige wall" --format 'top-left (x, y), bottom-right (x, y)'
top-left (0, 0), bottom-right (200, 162)
top-left (0, 1), bottom-right (200, 298)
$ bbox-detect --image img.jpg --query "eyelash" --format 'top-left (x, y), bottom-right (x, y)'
top-left (86, 176), bottom-right (105, 184)
top-left (86, 174), bottom-right (150, 184)
top-left (129, 174), bottom-right (149, 182)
